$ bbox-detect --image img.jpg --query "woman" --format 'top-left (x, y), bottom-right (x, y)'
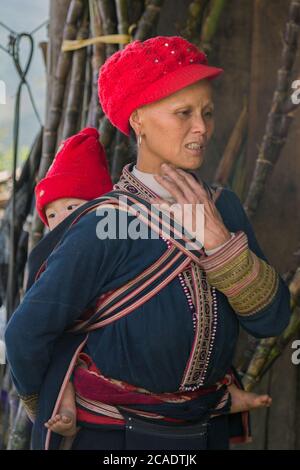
top-left (5, 36), bottom-right (290, 450)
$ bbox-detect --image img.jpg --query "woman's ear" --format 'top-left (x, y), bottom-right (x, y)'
top-left (129, 109), bottom-right (142, 136)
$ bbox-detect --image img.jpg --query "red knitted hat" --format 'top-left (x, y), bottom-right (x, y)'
top-left (35, 127), bottom-right (113, 226)
top-left (98, 35), bottom-right (223, 136)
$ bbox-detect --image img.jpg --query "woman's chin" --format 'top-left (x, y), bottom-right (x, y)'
top-left (180, 156), bottom-right (204, 171)
top-left (162, 153), bottom-right (204, 171)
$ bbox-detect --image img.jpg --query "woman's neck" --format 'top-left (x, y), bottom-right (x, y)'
top-left (135, 153), bottom-right (164, 174)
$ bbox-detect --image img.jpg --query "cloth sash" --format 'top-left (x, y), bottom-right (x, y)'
top-left (73, 352), bottom-right (231, 429)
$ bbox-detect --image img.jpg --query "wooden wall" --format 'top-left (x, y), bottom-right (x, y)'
top-left (157, 0), bottom-right (300, 449)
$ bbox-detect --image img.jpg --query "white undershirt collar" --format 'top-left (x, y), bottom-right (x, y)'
top-left (131, 165), bottom-right (175, 202)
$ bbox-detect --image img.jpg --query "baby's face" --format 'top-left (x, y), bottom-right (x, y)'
top-left (45, 197), bottom-right (87, 230)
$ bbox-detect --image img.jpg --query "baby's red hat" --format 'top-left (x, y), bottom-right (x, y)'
top-left (35, 127), bottom-right (113, 226)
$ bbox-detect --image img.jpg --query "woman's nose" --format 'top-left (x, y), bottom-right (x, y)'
top-left (191, 114), bottom-right (207, 135)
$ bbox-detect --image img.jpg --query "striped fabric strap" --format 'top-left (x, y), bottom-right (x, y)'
top-left (198, 231), bottom-right (279, 316)
top-left (75, 394), bottom-right (185, 426)
top-left (71, 247), bottom-right (190, 332)
top-left (41, 189), bottom-right (205, 268)
top-left (103, 191), bottom-right (205, 262)
top-left (68, 191), bottom-right (207, 333)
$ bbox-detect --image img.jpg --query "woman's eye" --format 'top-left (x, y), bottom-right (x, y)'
top-left (177, 110), bottom-right (191, 117)
top-left (204, 110), bottom-right (213, 118)
top-left (47, 213), bottom-right (55, 219)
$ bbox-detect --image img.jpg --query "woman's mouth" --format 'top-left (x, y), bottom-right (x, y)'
top-left (184, 142), bottom-right (206, 155)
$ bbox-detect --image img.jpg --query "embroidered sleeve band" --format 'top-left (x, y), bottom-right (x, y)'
top-left (199, 231), bottom-right (279, 316)
top-left (18, 393), bottom-right (39, 422)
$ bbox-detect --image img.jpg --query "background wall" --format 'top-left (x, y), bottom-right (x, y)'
top-left (156, 0), bottom-right (300, 450)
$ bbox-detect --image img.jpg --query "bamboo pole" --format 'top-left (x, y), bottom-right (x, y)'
top-left (81, 46), bottom-right (92, 129)
top-left (45, 1), bottom-right (72, 118)
top-left (111, 135), bottom-right (131, 183)
top-left (109, 1), bottom-right (130, 182)
top-left (259, 309), bottom-right (300, 376)
top-left (180, 0), bottom-right (208, 42)
top-left (39, 0), bottom-right (85, 179)
top-left (129, 0), bottom-right (145, 27)
top-left (28, 0), bottom-right (85, 251)
top-left (0, 130), bottom-right (43, 313)
top-left (282, 75), bottom-right (300, 114)
top-left (201, 0), bottom-right (227, 52)
top-left (62, 6), bottom-right (89, 138)
top-left (134, 0), bottom-right (165, 40)
top-left (96, 0), bottom-right (119, 153)
top-left (87, 0), bottom-right (105, 128)
top-left (115, 0), bottom-right (129, 45)
top-left (6, 402), bottom-right (31, 450)
top-left (244, 0), bottom-right (300, 219)
top-left (38, 41), bottom-right (48, 68)
top-left (98, 0), bottom-right (118, 57)
top-left (229, 142), bottom-right (248, 200)
top-left (242, 267), bottom-right (300, 391)
top-left (214, 100), bottom-right (248, 186)
top-left (242, 337), bottom-right (277, 391)
top-left (4, 383), bottom-right (19, 449)
top-left (242, 309), bottom-right (300, 391)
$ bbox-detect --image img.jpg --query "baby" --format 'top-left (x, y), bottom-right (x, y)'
top-left (34, 127), bottom-right (112, 437)
top-left (36, 129), bottom-right (271, 438)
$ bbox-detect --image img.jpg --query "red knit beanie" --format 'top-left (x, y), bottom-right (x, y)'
top-left (35, 127), bottom-right (113, 226)
top-left (98, 35), bottom-right (223, 136)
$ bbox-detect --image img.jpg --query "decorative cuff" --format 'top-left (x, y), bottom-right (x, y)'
top-left (199, 231), bottom-right (279, 316)
top-left (205, 232), bottom-right (236, 256)
top-left (18, 393), bottom-right (39, 422)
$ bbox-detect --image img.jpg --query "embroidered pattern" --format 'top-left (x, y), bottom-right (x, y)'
top-left (180, 264), bottom-right (217, 390)
top-left (199, 231), bottom-right (279, 316)
top-left (115, 164), bottom-right (218, 389)
top-left (19, 393), bottom-right (39, 421)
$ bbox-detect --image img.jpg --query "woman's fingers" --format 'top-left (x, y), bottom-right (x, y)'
top-left (175, 168), bottom-right (211, 201)
top-left (159, 165), bottom-right (197, 203)
top-left (154, 174), bottom-right (187, 203)
top-left (159, 164), bottom-right (210, 204)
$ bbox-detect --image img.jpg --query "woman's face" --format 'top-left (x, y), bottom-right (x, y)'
top-left (131, 79), bottom-right (215, 173)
